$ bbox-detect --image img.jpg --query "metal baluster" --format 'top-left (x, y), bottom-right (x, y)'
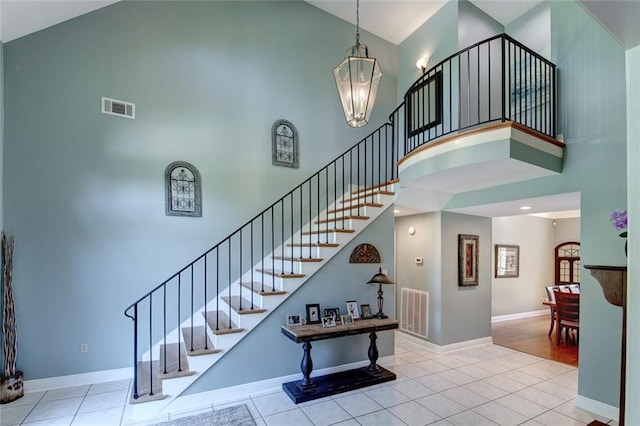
top-left (132, 304), bottom-right (138, 399)
top-left (163, 285), bottom-right (167, 374)
top-left (149, 294), bottom-right (154, 396)
top-left (204, 255), bottom-right (208, 350)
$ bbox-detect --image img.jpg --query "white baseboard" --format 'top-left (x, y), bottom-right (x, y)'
top-left (24, 367), bottom-right (133, 393)
top-left (398, 331), bottom-right (493, 354)
top-left (491, 309), bottom-right (548, 323)
top-left (574, 394), bottom-right (619, 421)
top-left (123, 355), bottom-right (395, 421)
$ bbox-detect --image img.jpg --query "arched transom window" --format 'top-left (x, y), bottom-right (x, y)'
top-left (555, 242), bottom-right (580, 285)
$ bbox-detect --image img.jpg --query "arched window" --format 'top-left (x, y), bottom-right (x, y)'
top-left (555, 242), bottom-right (580, 285)
top-left (165, 161), bottom-right (202, 217)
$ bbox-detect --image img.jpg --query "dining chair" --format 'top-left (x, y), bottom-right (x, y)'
top-left (544, 285), bottom-right (572, 336)
top-left (553, 289), bottom-right (580, 344)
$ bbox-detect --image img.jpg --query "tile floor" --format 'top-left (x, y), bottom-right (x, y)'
top-left (0, 332), bottom-right (617, 426)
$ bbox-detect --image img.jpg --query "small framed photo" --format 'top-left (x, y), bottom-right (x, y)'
top-left (341, 314), bottom-right (354, 325)
top-left (324, 308), bottom-right (340, 320)
top-left (346, 300), bottom-right (360, 319)
top-left (322, 316), bottom-right (336, 327)
top-left (306, 303), bottom-right (321, 324)
top-left (286, 314), bottom-right (302, 326)
top-left (360, 304), bottom-right (372, 319)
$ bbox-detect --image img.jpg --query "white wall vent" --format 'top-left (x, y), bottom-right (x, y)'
top-left (102, 97), bottom-right (135, 119)
top-left (400, 288), bottom-right (429, 338)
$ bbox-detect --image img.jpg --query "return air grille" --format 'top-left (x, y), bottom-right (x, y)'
top-left (102, 97), bottom-right (135, 119)
top-left (400, 288), bottom-right (428, 338)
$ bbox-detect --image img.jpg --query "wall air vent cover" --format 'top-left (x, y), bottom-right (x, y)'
top-left (102, 97), bottom-right (135, 119)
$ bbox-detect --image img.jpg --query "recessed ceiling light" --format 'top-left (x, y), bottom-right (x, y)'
top-left (520, 206), bottom-right (533, 210)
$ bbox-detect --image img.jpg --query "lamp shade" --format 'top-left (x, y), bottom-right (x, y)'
top-left (333, 44), bottom-right (382, 128)
top-left (367, 267), bottom-right (394, 285)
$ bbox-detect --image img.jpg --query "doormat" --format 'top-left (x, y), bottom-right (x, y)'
top-left (151, 404), bottom-right (255, 426)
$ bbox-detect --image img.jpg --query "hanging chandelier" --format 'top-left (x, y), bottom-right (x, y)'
top-left (332, 0), bottom-right (382, 128)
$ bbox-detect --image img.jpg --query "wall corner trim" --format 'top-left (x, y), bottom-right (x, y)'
top-left (398, 331), bottom-right (493, 354)
top-left (574, 394), bottom-right (619, 421)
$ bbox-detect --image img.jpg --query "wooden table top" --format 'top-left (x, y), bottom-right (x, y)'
top-left (281, 318), bottom-right (399, 343)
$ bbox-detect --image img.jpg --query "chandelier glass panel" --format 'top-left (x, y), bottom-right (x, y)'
top-left (333, 0), bottom-right (382, 128)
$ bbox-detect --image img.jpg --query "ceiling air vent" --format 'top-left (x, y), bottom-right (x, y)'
top-left (102, 97), bottom-right (135, 119)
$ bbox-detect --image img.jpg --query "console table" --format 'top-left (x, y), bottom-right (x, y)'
top-left (280, 318), bottom-right (398, 403)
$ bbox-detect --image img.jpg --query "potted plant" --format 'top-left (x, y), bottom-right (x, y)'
top-left (1, 231), bottom-right (23, 403)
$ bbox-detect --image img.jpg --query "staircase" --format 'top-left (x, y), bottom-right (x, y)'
top-left (124, 122), bottom-right (399, 415)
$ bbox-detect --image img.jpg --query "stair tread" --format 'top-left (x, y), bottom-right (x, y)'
top-left (315, 215), bottom-right (369, 225)
top-left (255, 268), bottom-right (305, 278)
top-left (341, 190), bottom-right (394, 204)
top-left (181, 326), bottom-right (220, 355)
top-left (350, 179), bottom-right (399, 195)
top-left (203, 310), bottom-right (244, 335)
top-left (287, 242), bottom-right (340, 248)
top-left (272, 255), bottom-right (324, 262)
top-left (327, 202), bottom-right (383, 214)
top-left (301, 228), bottom-right (356, 235)
top-left (241, 281), bottom-right (287, 295)
top-left (158, 343), bottom-right (194, 379)
top-left (129, 360), bottom-right (165, 404)
top-left (222, 295), bottom-right (267, 314)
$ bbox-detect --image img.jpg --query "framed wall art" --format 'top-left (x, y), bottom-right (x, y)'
top-left (458, 234), bottom-right (479, 286)
top-left (165, 161), bottom-right (202, 217)
top-left (495, 244), bottom-right (520, 278)
top-left (272, 119), bottom-right (299, 168)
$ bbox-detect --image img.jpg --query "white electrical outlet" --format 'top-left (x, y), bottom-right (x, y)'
top-left (80, 343), bottom-right (88, 353)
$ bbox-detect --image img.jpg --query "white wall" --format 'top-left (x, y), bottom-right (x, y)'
top-left (492, 215), bottom-right (554, 316)
top-left (553, 217), bottom-right (580, 246)
top-left (491, 215), bottom-right (580, 317)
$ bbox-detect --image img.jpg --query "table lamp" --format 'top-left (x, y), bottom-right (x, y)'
top-left (367, 267), bottom-right (395, 319)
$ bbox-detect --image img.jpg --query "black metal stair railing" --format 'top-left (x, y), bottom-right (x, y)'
top-left (123, 123), bottom-right (397, 401)
top-left (391, 33), bottom-right (556, 156)
top-left (123, 32), bottom-right (557, 403)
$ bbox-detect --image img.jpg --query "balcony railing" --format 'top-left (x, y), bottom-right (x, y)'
top-left (391, 34), bottom-right (557, 156)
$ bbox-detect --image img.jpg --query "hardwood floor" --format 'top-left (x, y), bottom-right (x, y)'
top-left (492, 314), bottom-right (578, 367)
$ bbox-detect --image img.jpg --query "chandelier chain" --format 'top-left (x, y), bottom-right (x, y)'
top-left (356, 0), bottom-right (360, 45)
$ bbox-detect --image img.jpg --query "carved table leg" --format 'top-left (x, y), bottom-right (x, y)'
top-left (367, 331), bottom-right (379, 372)
top-left (300, 341), bottom-right (315, 390)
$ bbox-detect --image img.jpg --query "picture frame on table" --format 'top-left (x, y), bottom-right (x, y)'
top-left (345, 300), bottom-right (360, 319)
top-left (324, 308), bottom-right (340, 320)
top-left (360, 304), bottom-right (372, 319)
top-left (286, 314), bottom-right (302, 326)
top-left (305, 303), bottom-right (321, 324)
top-left (322, 316), bottom-right (336, 327)
top-left (341, 314), bottom-right (354, 326)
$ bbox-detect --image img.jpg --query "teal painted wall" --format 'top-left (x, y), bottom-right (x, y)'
top-left (440, 212), bottom-right (491, 345)
top-left (445, 0), bottom-right (627, 408)
top-left (626, 44), bottom-right (640, 424)
top-left (2, 1), bottom-right (398, 380)
top-left (395, 213), bottom-right (443, 343)
top-left (394, 211), bottom-right (491, 346)
top-left (505, 2), bottom-right (550, 58)
top-left (457, 0), bottom-right (503, 50)
top-left (397, 1), bottom-right (457, 100)
top-left (185, 208), bottom-right (395, 393)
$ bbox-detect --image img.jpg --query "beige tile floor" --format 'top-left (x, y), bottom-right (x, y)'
top-left (0, 332), bottom-right (618, 426)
